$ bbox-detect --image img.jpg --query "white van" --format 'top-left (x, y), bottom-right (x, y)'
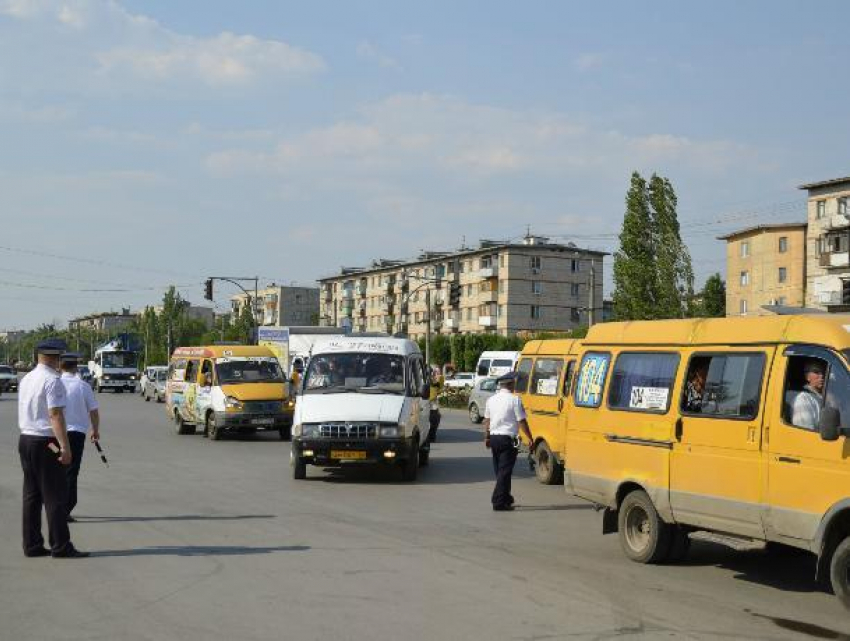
top-left (474, 350), bottom-right (520, 385)
top-left (291, 336), bottom-right (433, 481)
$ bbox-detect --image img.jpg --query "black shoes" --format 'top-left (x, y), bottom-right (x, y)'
top-left (493, 504), bottom-right (515, 512)
top-left (24, 547), bottom-right (50, 558)
top-left (52, 545), bottom-right (90, 559)
top-left (67, 515), bottom-right (76, 523)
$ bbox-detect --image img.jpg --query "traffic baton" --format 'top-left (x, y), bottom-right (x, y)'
top-left (93, 440), bottom-right (109, 467)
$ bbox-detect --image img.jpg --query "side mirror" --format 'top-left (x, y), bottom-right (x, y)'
top-left (420, 383), bottom-right (430, 400)
top-left (819, 406), bottom-right (841, 441)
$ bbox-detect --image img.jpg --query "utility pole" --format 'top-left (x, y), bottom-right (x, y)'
top-left (588, 262), bottom-right (597, 327)
top-left (425, 286), bottom-right (431, 365)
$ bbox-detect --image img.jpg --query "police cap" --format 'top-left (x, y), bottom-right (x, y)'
top-left (60, 351), bottom-right (83, 363)
top-left (496, 371), bottom-right (518, 385)
top-left (35, 338), bottom-right (68, 355)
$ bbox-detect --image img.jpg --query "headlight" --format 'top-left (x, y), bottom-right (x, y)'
top-left (225, 396), bottom-right (243, 409)
top-left (380, 425), bottom-right (403, 438)
top-left (104, 376), bottom-right (111, 380)
top-left (130, 375), bottom-right (137, 380)
top-left (301, 424), bottom-right (320, 438)
top-left (284, 399), bottom-right (295, 409)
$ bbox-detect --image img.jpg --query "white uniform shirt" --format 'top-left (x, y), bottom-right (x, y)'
top-left (790, 386), bottom-right (822, 430)
top-left (61, 372), bottom-right (99, 434)
top-left (484, 388), bottom-right (527, 437)
top-left (18, 364), bottom-right (67, 437)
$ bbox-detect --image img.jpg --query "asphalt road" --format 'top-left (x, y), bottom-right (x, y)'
top-left (0, 391), bottom-right (848, 641)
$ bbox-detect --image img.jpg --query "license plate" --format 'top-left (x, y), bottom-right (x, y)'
top-left (252, 418), bottom-right (274, 425)
top-left (331, 450), bottom-right (366, 460)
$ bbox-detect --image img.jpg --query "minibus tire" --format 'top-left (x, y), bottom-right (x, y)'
top-left (174, 411), bottom-right (194, 435)
top-left (618, 490), bottom-right (671, 564)
top-left (533, 441), bottom-right (563, 485)
top-left (830, 537), bottom-right (850, 610)
top-left (207, 414), bottom-right (221, 441)
top-left (293, 458), bottom-right (307, 480)
top-left (279, 425), bottom-right (292, 441)
top-left (419, 441), bottom-right (430, 467)
top-left (401, 443), bottom-right (419, 481)
top-left (469, 403), bottom-right (482, 424)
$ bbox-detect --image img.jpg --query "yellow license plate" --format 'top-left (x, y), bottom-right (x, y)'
top-left (331, 450), bottom-right (367, 460)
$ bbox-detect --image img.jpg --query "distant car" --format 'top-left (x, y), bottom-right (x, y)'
top-left (0, 364), bottom-right (18, 392)
top-left (467, 378), bottom-right (497, 424)
top-left (142, 368), bottom-right (167, 403)
top-left (77, 365), bottom-right (94, 387)
top-left (139, 366), bottom-right (167, 396)
top-left (444, 372), bottom-right (475, 389)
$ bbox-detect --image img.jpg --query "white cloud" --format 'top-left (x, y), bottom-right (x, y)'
top-left (1, 0), bottom-right (325, 88)
top-left (356, 39), bottom-right (402, 71)
top-left (573, 52), bottom-right (605, 72)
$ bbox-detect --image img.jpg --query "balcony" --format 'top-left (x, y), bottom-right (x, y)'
top-left (341, 302), bottom-right (354, 318)
top-left (443, 318), bottom-right (459, 331)
top-left (478, 316), bottom-right (497, 327)
top-left (817, 290), bottom-right (845, 306)
top-left (395, 279), bottom-right (409, 294)
top-left (479, 266), bottom-right (498, 279)
top-left (323, 288), bottom-right (333, 301)
top-left (358, 301), bottom-right (367, 316)
top-left (825, 215), bottom-right (850, 231)
top-left (382, 298), bottom-right (395, 313)
top-left (384, 281), bottom-right (395, 294)
top-left (819, 252), bottom-right (850, 269)
top-left (341, 289), bottom-right (354, 300)
top-left (479, 288), bottom-right (498, 303)
top-left (356, 282), bottom-right (368, 297)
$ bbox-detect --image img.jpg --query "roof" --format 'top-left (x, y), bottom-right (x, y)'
top-left (583, 315), bottom-right (850, 349)
top-left (171, 345), bottom-right (275, 359)
top-left (521, 339), bottom-right (581, 356)
top-left (716, 222), bottom-right (806, 241)
top-left (310, 336), bottom-right (421, 356)
top-left (799, 176), bottom-right (850, 191)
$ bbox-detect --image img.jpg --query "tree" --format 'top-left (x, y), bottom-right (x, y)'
top-left (699, 273), bottom-right (726, 317)
top-left (613, 172), bottom-right (657, 320)
top-left (612, 171), bottom-right (694, 320)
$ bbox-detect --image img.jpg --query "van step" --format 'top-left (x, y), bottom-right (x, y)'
top-left (689, 531), bottom-right (766, 552)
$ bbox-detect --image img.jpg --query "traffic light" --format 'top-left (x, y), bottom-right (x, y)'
top-left (449, 281), bottom-right (461, 307)
top-left (204, 278), bottom-right (214, 301)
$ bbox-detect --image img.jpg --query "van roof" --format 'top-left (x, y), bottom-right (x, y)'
top-left (171, 345), bottom-right (275, 359)
top-left (521, 339), bottom-right (581, 356)
top-left (583, 315), bottom-right (850, 348)
top-left (478, 351), bottom-right (520, 359)
top-left (311, 336), bottom-right (421, 356)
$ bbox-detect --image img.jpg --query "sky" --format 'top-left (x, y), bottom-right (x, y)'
top-left (2, 0), bottom-right (849, 329)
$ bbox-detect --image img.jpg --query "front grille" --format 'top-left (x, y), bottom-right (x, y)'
top-left (242, 401), bottom-right (280, 414)
top-left (318, 423), bottom-right (377, 439)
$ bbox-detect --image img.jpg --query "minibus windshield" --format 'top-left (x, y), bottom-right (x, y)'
top-left (215, 357), bottom-right (284, 384)
top-left (304, 352), bottom-right (406, 395)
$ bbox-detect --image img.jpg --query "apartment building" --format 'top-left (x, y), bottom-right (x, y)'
top-left (68, 309), bottom-right (136, 333)
top-left (318, 237), bottom-right (605, 338)
top-left (801, 176), bottom-right (850, 310)
top-left (231, 285), bottom-right (319, 327)
top-left (719, 223), bottom-right (807, 316)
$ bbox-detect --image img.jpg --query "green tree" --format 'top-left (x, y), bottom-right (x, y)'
top-left (613, 172), bottom-right (657, 320)
top-left (649, 173), bottom-right (694, 318)
top-left (699, 273), bottom-right (726, 317)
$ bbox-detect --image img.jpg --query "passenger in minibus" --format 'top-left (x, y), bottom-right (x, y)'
top-left (683, 360), bottom-right (709, 413)
top-left (790, 359), bottom-right (825, 430)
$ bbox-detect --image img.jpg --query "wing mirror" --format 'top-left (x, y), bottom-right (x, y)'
top-left (819, 406), bottom-right (843, 441)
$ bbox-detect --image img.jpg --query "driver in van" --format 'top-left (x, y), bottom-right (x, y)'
top-left (791, 359), bottom-right (826, 430)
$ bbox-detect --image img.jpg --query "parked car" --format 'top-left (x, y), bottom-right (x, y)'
top-left (0, 364), bottom-right (18, 392)
top-left (143, 368), bottom-right (167, 403)
top-left (467, 377), bottom-right (497, 423)
top-left (444, 372), bottom-right (475, 389)
top-left (139, 365), bottom-right (167, 395)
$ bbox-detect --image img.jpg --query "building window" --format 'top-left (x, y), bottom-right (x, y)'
top-left (531, 256), bottom-right (541, 273)
top-left (740, 241), bottom-right (749, 258)
top-left (571, 259), bottom-right (581, 273)
top-left (778, 236), bottom-right (788, 253)
top-left (499, 280), bottom-right (505, 293)
top-left (777, 296), bottom-right (786, 305)
top-left (467, 284), bottom-right (472, 296)
top-left (500, 254), bottom-right (505, 267)
top-left (466, 308), bottom-right (472, 320)
top-left (778, 267), bottom-right (787, 283)
top-left (740, 271), bottom-right (749, 286)
top-left (817, 200), bottom-right (826, 218)
top-left (840, 198), bottom-right (848, 216)
top-left (740, 299), bottom-right (748, 315)
top-left (531, 305), bottom-right (541, 319)
top-left (570, 283), bottom-right (580, 297)
top-left (532, 281), bottom-right (542, 295)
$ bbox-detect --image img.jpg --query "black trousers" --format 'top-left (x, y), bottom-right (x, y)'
top-left (490, 435), bottom-right (518, 508)
top-left (66, 431), bottom-right (86, 516)
top-left (19, 435), bottom-right (71, 555)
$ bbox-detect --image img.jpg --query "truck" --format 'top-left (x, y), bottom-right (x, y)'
top-left (89, 336), bottom-right (140, 393)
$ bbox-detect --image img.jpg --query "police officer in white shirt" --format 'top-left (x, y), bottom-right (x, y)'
top-left (483, 372), bottom-right (533, 511)
top-left (18, 339), bottom-right (88, 558)
top-left (60, 352), bottom-right (100, 522)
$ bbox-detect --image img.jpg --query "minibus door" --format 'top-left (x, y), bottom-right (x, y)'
top-left (524, 358), bottom-right (572, 449)
top-left (670, 349), bottom-right (771, 539)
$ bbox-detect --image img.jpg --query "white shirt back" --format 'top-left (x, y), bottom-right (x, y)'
top-left (61, 372), bottom-right (99, 434)
top-left (484, 388), bottom-right (527, 437)
top-left (18, 364), bottom-right (67, 437)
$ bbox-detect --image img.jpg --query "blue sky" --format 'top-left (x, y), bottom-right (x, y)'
top-left (2, 0), bottom-right (848, 328)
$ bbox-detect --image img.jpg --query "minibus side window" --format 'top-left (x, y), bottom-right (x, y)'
top-left (170, 358), bottom-right (187, 382)
top-left (200, 360), bottom-right (213, 387)
top-left (184, 360), bottom-right (198, 385)
top-left (783, 349), bottom-right (850, 432)
top-left (530, 358), bottom-right (563, 396)
top-left (680, 353), bottom-right (765, 419)
top-left (477, 359), bottom-right (491, 377)
top-left (608, 352), bottom-right (679, 413)
top-left (574, 353), bottom-right (611, 408)
top-left (515, 358), bottom-right (533, 393)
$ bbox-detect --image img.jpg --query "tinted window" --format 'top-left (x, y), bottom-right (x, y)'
top-left (530, 358), bottom-right (563, 396)
top-left (477, 359), bottom-right (490, 376)
top-left (574, 353), bottom-right (611, 408)
top-left (481, 379), bottom-right (497, 392)
top-left (184, 360), bottom-right (197, 384)
top-left (681, 353), bottom-right (765, 419)
top-left (515, 358), bottom-right (533, 393)
top-left (562, 361), bottom-right (575, 396)
top-left (608, 352), bottom-right (679, 413)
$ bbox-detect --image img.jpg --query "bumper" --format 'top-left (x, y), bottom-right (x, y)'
top-left (214, 411), bottom-right (293, 431)
top-left (100, 379), bottom-right (136, 388)
top-left (0, 380), bottom-right (16, 392)
top-left (293, 436), bottom-right (417, 466)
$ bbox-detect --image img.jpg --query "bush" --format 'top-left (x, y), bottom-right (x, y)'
top-left (438, 386), bottom-right (469, 409)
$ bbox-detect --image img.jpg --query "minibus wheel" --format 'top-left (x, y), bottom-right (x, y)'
top-left (292, 457), bottom-right (307, 480)
top-left (401, 441), bottom-right (419, 481)
top-left (469, 403), bottom-right (482, 424)
top-left (830, 536), bottom-right (850, 610)
top-left (533, 440), bottom-right (563, 485)
top-left (618, 490), bottom-right (671, 564)
top-left (207, 414), bottom-right (221, 441)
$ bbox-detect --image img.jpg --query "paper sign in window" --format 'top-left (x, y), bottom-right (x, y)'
top-left (629, 386), bottom-right (669, 411)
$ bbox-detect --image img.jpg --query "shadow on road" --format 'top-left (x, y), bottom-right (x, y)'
top-left (91, 544), bottom-right (309, 558)
top-left (76, 514), bottom-right (276, 523)
top-left (514, 504), bottom-right (594, 512)
top-left (432, 427), bottom-right (484, 444)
